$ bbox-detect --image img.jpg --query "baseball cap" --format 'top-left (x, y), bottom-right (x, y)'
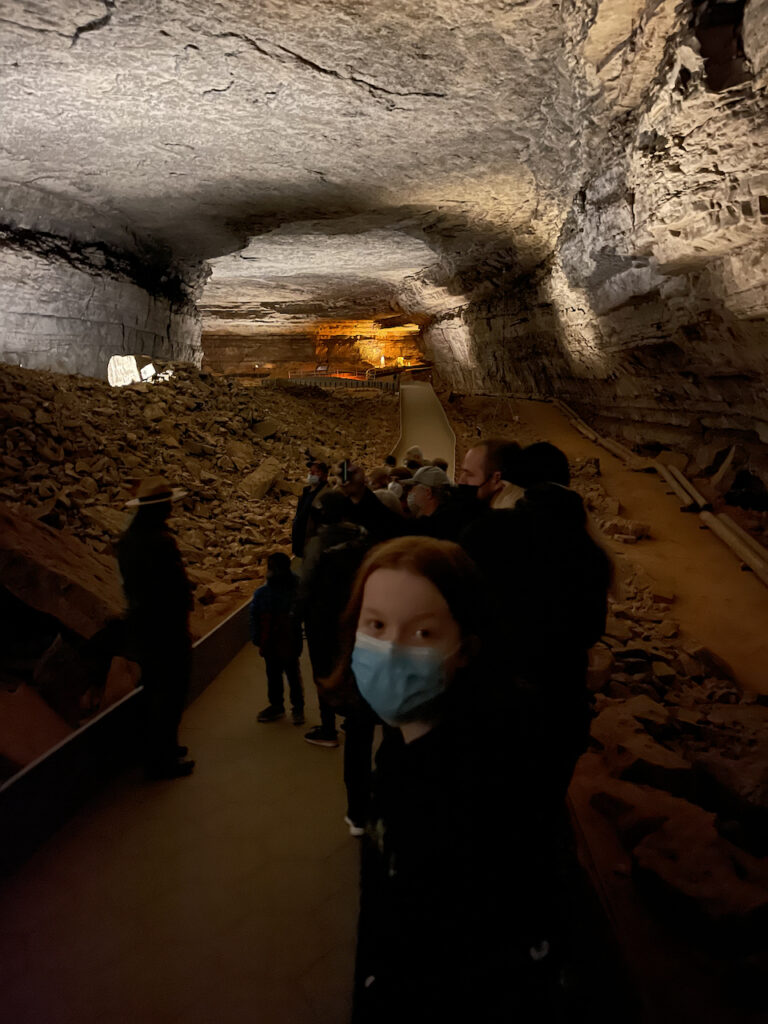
top-left (411, 465), bottom-right (450, 488)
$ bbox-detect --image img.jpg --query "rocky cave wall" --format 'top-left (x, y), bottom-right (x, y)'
top-left (201, 313), bottom-right (317, 376)
top-left (0, 187), bottom-right (204, 379)
top-left (414, 0), bottom-right (768, 473)
top-left (201, 309), bottom-right (422, 376)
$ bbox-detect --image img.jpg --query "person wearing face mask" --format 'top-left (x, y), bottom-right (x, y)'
top-left (403, 465), bottom-right (483, 541)
top-left (457, 438), bottom-right (524, 509)
top-left (291, 459), bottom-right (329, 560)
top-left (326, 537), bottom-right (571, 1023)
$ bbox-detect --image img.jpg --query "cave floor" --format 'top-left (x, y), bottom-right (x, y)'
top-left (512, 399), bottom-right (768, 696)
top-left (0, 644), bottom-right (359, 1024)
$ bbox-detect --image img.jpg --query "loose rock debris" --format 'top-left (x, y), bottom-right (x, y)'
top-left (0, 363), bottom-right (398, 777)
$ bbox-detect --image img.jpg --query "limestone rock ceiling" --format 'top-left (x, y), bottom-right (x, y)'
top-left (0, 0), bottom-right (591, 316)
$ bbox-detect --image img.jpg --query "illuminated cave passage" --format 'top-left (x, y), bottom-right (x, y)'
top-left (1, 0), bottom-right (766, 488)
top-left (1, 2), bottom-right (768, 1023)
top-left (200, 312), bottom-right (424, 377)
top-left (1, 0), bottom-right (766, 486)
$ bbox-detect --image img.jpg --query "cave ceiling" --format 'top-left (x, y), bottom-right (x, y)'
top-left (0, 0), bottom-right (605, 319)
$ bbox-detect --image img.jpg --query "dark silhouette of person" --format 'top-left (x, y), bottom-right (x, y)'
top-left (512, 441), bottom-right (571, 488)
top-left (462, 483), bottom-right (612, 801)
top-left (117, 476), bottom-right (195, 779)
top-left (291, 458), bottom-right (329, 558)
top-left (335, 460), bottom-right (400, 544)
top-left (250, 552), bottom-right (305, 724)
top-left (298, 489), bottom-right (370, 748)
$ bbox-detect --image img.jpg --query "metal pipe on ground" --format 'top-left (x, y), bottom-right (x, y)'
top-left (699, 511), bottom-right (768, 589)
top-left (718, 513), bottom-right (768, 565)
top-left (553, 400), bottom-right (650, 470)
top-left (554, 399), bottom-right (597, 439)
top-left (598, 437), bottom-right (650, 471)
top-left (667, 466), bottom-right (712, 511)
top-left (657, 464), bottom-right (699, 511)
top-left (571, 420), bottom-right (599, 443)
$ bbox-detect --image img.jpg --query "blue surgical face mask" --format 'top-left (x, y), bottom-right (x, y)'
top-left (307, 473), bottom-right (320, 486)
top-left (351, 631), bottom-right (456, 724)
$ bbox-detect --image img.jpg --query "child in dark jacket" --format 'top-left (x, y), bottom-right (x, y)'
top-left (250, 552), bottom-right (305, 724)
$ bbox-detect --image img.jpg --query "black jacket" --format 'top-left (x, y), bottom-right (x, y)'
top-left (403, 488), bottom-right (485, 543)
top-left (249, 574), bottom-right (303, 660)
top-left (462, 483), bottom-right (611, 682)
top-left (354, 684), bottom-right (563, 1023)
top-left (291, 482), bottom-right (327, 557)
top-left (117, 515), bottom-right (193, 640)
top-left (346, 488), bottom-right (400, 545)
top-left (298, 522), bottom-right (371, 677)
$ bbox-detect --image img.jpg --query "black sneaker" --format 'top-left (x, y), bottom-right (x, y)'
top-left (304, 726), bottom-right (339, 748)
top-left (257, 705), bottom-right (285, 723)
top-left (292, 709), bottom-right (306, 725)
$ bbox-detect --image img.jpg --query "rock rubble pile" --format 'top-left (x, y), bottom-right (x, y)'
top-left (0, 364), bottom-right (398, 777)
top-left (581, 481), bottom-right (768, 954)
top-left (0, 364), bottom-right (399, 633)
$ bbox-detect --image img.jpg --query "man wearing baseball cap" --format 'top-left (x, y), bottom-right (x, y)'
top-left (404, 464), bottom-right (481, 541)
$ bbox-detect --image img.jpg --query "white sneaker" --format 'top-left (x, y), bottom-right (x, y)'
top-left (344, 815), bottom-right (365, 837)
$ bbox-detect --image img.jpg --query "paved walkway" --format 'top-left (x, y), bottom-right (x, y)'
top-left (391, 381), bottom-right (456, 478)
top-left (0, 645), bottom-right (359, 1024)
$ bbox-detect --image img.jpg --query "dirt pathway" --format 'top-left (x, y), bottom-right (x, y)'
top-left (509, 400), bottom-right (768, 695)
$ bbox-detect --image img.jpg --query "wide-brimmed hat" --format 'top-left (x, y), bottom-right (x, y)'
top-left (124, 476), bottom-right (187, 508)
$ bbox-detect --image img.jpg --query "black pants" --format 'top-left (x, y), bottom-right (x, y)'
top-left (306, 630), bottom-right (337, 734)
top-left (139, 637), bottom-right (191, 772)
top-left (264, 656), bottom-right (304, 712)
top-left (343, 704), bottom-right (378, 824)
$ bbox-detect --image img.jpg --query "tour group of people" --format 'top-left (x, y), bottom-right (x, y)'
top-left (117, 437), bottom-right (614, 1021)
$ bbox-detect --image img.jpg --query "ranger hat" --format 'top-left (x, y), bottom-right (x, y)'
top-left (125, 475), bottom-right (187, 507)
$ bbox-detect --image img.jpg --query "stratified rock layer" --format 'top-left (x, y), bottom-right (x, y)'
top-left (413, 1), bottom-right (768, 475)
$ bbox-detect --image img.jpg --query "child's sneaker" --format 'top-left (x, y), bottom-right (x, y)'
top-left (304, 726), bottom-right (339, 748)
top-left (292, 709), bottom-right (306, 726)
top-left (257, 705), bottom-right (285, 723)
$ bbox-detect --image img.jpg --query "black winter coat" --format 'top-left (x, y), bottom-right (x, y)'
top-left (291, 482), bottom-right (327, 557)
top-left (354, 677), bottom-right (566, 1023)
top-left (117, 513), bottom-right (193, 648)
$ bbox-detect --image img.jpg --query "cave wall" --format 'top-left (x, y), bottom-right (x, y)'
top-left (417, 0), bottom-right (768, 467)
top-left (0, 189), bottom-right (203, 379)
top-left (201, 319), bottom-right (317, 376)
top-left (201, 310), bottom-right (422, 375)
